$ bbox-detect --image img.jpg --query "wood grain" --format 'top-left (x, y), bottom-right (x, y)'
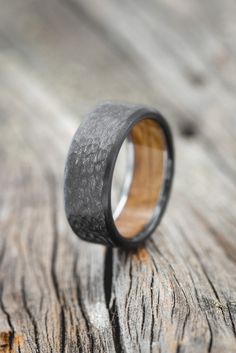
top-left (115, 119), bottom-right (166, 238)
top-left (0, 0), bottom-right (235, 352)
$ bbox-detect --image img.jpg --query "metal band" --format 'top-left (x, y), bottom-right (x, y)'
top-left (64, 102), bottom-right (174, 248)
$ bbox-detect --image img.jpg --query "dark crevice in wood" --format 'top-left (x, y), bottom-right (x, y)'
top-left (150, 239), bottom-right (191, 342)
top-left (141, 295), bottom-right (146, 333)
top-left (226, 302), bottom-right (236, 338)
top-left (0, 344), bottom-right (8, 350)
top-left (0, 285), bottom-right (15, 350)
top-left (39, 295), bottom-right (43, 313)
top-left (73, 257), bottom-right (94, 352)
top-left (188, 272), bottom-right (214, 352)
top-left (149, 270), bottom-right (155, 353)
top-left (21, 276), bottom-right (41, 353)
top-left (177, 224), bottom-right (228, 325)
top-left (104, 247), bottom-right (113, 308)
top-left (46, 172), bottom-right (68, 352)
top-left (181, 308), bottom-right (190, 341)
top-left (109, 298), bottom-right (123, 353)
top-left (0, 238), bottom-right (6, 269)
top-left (104, 249), bottom-right (123, 352)
top-left (179, 121), bottom-right (198, 138)
top-left (205, 314), bottom-right (213, 353)
top-left (75, 326), bottom-right (83, 353)
top-left (176, 342), bottom-right (181, 353)
top-left (188, 271), bottom-right (201, 308)
top-left (150, 254), bottom-right (159, 275)
top-left (157, 318), bottom-right (162, 341)
top-left (188, 271), bottom-right (206, 314)
top-left (47, 172), bottom-right (60, 303)
top-left (185, 70), bottom-right (207, 87)
top-left (126, 260), bottom-right (133, 339)
top-left (171, 284), bottom-right (176, 324)
top-left (60, 306), bottom-right (66, 353)
top-left (172, 273), bottom-right (191, 340)
top-left (45, 310), bottom-right (53, 353)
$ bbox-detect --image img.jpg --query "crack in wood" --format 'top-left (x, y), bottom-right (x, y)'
top-left (21, 277), bottom-right (41, 353)
top-left (109, 298), bottom-right (123, 353)
top-left (0, 285), bottom-right (15, 351)
top-left (104, 247), bottom-right (113, 309)
top-left (73, 258), bottom-right (95, 352)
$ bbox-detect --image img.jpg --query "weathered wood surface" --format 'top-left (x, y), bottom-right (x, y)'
top-left (0, 0), bottom-right (236, 352)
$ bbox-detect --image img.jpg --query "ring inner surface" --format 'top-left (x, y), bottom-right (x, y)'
top-left (113, 118), bottom-right (167, 239)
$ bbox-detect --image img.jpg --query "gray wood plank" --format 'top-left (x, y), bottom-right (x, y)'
top-left (0, 0), bottom-right (235, 352)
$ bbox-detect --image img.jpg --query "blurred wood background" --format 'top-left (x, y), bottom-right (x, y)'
top-left (0, 0), bottom-right (236, 352)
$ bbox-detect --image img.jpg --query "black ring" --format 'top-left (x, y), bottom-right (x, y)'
top-left (64, 102), bottom-right (174, 248)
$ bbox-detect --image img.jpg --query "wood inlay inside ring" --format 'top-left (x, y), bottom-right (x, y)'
top-left (114, 118), bottom-right (166, 238)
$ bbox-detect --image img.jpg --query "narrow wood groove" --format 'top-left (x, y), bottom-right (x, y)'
top-left (47, 173), bottom-right (61, 303)
top-left (45, 310), bottom-right (54, 353)
top-left (176, 342), bottom-right (181, 353)
top-left (150, 237), bottom-right (216, 350)
top-left (179, 121), bottom-right (198, 138)
top-left (141, 295), bottom-right (146, 334)
top-left (157, 319), bottom-right (162, 342)
top-left (60, 306), bottom-right (66, 353)
top-left (75, 326), bottom-right (83, 353)
top-left (125, 260), bottom-right (133, 339)
top-left (226, 303), bottom-right (236, 338)
top-left (46, 172), bottom-right (68, 352)
top-left (177, 223), bottom-right (228, 325)
top-left (109, 298), bottom-right (123, 353)
top-left (149, 270), bottom-right (155, 353)
top-left (172, 273), bottom-right (191, 340)
top-left (73, 259), bottom-right (95, 352)
top-left (170, 285), bottom-right (176, 323)
top-left (0, 238), bottom-right (6, 269)
top-left (104, 247), bottom-right (113, 308)
top-left (205, 315), bottom-right (213, 353)
top-left (0, 285), bottom-right (15, 350)
top-left (21, 277), bottom-right (41, 353)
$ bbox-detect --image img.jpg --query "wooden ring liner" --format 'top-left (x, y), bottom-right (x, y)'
top-left (114, 119), bottom-right (166, 238)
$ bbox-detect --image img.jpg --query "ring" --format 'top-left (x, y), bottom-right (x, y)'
top-left (64, 102), bottom-right (174, 248)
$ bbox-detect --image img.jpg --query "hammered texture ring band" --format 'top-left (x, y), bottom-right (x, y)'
top-left (64, 102), bottom-right (174, 248)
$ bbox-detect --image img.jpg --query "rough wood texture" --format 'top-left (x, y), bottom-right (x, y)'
top-left (0, 0), bottom-right (236, 352)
